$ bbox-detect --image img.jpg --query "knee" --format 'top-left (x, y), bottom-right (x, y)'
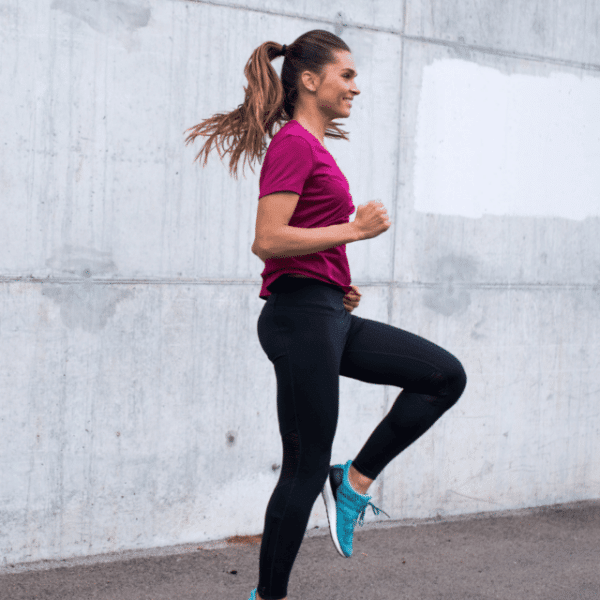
top-left (443, 359), bottom-right (467, 409)
top-left (453, 360), bottom-right (467, 397)
top-left (448, 359), bottom-right (467, 408)
top-left (297, 443), bottom-right (332, 488)
top-left (294, 458), bottom-right (331, 498)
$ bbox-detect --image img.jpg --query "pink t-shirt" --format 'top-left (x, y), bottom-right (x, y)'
top-left (257, 120), bottom-right (356, 300)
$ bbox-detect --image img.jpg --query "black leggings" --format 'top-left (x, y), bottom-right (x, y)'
top-left (255, 276), bottom-right (467, 600)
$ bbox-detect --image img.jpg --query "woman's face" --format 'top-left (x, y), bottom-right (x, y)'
top-left (319, 51), bottom-right (361, 118)
top-left (298, 50), bottom-right (361, 120)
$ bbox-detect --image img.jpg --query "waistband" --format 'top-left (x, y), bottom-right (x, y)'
top-left (267, 274), bottom-right (345, 295)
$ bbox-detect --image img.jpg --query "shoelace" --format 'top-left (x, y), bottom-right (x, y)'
top-left (356, 501), bottom-right (391, 527)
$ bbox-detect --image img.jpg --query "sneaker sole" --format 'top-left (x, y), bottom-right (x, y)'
top-left (321, 469), bottom-right (348, 558)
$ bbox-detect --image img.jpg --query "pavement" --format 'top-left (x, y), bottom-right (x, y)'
top-left (1, 498), bottom-right (598, 600)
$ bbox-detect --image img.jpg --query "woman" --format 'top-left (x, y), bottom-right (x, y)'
top-left (186, 29), bottom-right (467, 600)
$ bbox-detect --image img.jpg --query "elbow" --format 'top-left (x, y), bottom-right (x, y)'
top-left (252, 240), bottom-right (271, 261)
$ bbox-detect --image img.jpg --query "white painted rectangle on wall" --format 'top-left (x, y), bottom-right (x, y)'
top-left (414, 59), bottom-right (600, 220)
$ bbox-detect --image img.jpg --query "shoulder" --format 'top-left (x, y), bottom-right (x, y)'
top-left (270, 131), bottom-right (312, 154)
top-left (264, 130), bottom-right (315, 168)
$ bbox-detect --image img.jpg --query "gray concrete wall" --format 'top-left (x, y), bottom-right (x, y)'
top-left (1, 0), bottom-right (598, 567)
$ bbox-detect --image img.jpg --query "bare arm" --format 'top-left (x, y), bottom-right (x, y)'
top-left (252, 246), bottom-right (267, 263)
top-left (260, 222), bottom-right (361, 259)
top-left (252, 192), bottom-right (362, 261)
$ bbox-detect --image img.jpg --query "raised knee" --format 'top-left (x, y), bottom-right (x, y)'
top-left (442, 361), bottom-right (467, 410)
top-left (452, 361), bottom-right (467, 397)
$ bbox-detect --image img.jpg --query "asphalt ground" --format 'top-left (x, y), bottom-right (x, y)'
top-left (1, 498), bottom-right (598, 600)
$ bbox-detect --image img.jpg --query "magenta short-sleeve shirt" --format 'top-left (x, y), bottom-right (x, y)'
top-left (257, 120), bottom-right (356, 300)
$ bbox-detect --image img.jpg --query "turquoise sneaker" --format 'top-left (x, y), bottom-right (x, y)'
top-left (248, 589), bottom-right (257, 600)
top-left (322, 459), bottom-right (390, 557)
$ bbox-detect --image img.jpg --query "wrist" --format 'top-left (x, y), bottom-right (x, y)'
top-left (349, 221), bottom-right (363, 242)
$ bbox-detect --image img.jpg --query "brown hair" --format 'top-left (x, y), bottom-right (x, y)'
top-left (184, 29), bottom-right (352, 180)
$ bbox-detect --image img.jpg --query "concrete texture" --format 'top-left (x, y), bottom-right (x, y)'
top-left (1, 0), bottom-right (599, 570)
top-left (0, 499), bottom-right (598, 599)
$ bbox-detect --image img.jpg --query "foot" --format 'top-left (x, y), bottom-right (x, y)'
top-left (322, 460), bottom-right (391, 558)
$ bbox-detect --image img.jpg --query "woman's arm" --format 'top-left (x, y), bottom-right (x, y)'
top-left (252, 243), bottom-right (269, 263)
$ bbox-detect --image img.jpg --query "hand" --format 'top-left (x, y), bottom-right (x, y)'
top-left (352, 200), bottom-right (391, 241)
top-left (343, 285), bottom-right (361, 313)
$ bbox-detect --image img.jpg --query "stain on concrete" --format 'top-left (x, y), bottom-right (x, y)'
top-left (42, 246), bottom-right (132, 332)
top-left (334, 11), bottom-right (349, 38)
top-left (224, 534), bottom-right (262, 547)
top-left (51, 0), bottom-right (151, 34)
top-left (471, 315), bottom-right (486, 340)
top-left (453, 36), bottom-right (473, 60)
top-left (46, 245), bottom-right (117, 277)
top-left (424, 254), bottom-right (478, 317)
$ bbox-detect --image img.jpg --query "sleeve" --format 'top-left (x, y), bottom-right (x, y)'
top-left (259, 135), bottom-right (314, 200)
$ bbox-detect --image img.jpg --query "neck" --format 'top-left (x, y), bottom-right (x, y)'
top-left (292, 118), bottom-right (326, 147)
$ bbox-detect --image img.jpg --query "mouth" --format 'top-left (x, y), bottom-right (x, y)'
top-left (344, 98), bottom-right (353, 107)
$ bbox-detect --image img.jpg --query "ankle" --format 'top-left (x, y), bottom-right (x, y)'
top-left (348, 463), bottom-right (374, 495)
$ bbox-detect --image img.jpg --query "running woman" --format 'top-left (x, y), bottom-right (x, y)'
top-left (186, 29), bottom-right (467, 600)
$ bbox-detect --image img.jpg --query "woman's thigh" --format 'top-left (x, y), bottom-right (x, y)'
top-left (258, 304), bottom-right (348, 445)
top-left (340, 314), bottom-right (465, 396)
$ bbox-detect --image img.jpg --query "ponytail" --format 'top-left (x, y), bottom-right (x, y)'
top-left (185, 29), bottom-right (351, 180)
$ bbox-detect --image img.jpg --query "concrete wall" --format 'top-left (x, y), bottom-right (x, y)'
top-left (1, 0), bottom-right (598, 567)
